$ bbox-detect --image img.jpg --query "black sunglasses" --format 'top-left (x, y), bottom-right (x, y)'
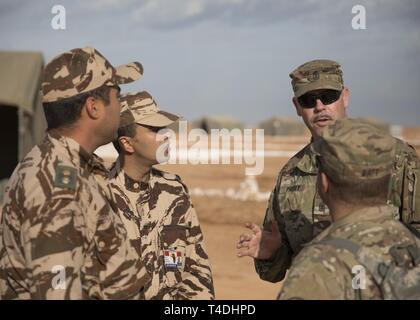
top-left (297, 89), bottom-right (342, 109)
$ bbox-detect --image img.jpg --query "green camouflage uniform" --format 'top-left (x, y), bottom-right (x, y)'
top-left (255, 60), bottom-right (420, 283)
top-left (278, 119), bottom-right (420, 299)
top-left (109, 91), bottom-right (214, 300)
top-left (0, 47), bottom-right (149, 299)
top-left (279, 205), bottom-right (420, 299)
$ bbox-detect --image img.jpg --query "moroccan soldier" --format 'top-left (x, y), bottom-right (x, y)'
top-left (0, 47), bottom-right (149, 299)
top-left (109, 91), bottom-right (215, 300)
top-left (237, 59), bottom-right (420, 282)
top-left (279, 119), bottom-right (420, 299)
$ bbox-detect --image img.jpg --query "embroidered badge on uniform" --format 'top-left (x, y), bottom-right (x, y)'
top-left (164, 249), bottom-right (184, 271)
top-left (54, 165), bottom-right (77, 190)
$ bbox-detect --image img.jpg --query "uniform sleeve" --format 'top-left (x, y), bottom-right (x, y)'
top-left (1, 185), bottom-right (87, 300)
top-left (278, 247), bottom-right (348, 300)
top-left (0, 196), bottom-right (31, 299)
top-left (254, 172), bottom-right (294, 283)
top-left (392, 141), bottom-right (420, 233)
top-left (174, 205), bottom-right (215, 300)
top-left (27, 197), bottom-right (87, 299)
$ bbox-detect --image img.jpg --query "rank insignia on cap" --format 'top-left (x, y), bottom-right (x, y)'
top-left (54, 165), bottom-right (77, 190)
top-left (163, 249), bottom-right (184, 271)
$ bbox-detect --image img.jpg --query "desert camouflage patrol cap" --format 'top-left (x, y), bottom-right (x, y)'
top-left (119, 91), bottom-right (180, 128)
top-left (289, 59), bottom-right (344, 98)
top-left (312, 118), bottom-right (396, 184)
top-left (41, 47), bottom-right (143, 103)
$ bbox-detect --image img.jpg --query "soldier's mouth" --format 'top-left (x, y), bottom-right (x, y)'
top-left (313, 116), bottom-right (333, 127)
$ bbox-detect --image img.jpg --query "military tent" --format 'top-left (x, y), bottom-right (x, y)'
top-left (0, 51), bottom-right (46, 198)
top-left (192, 115), bottom-right (244, 133)
top-left (259, 117), bottom-right (306, 136)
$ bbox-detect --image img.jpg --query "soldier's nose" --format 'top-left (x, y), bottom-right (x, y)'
top-left (314, 99), bottom-right (326, 112)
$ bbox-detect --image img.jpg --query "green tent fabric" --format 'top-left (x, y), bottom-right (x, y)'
top-left (0, 51), bottom-right (43, 114)
top-left (0, 51), bottom-right (46, 199)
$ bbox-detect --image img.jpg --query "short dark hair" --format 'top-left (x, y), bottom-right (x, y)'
top-left (43, 85), bottom-right (112, 129)
top-left (112, 124), bottom-right (138, 153)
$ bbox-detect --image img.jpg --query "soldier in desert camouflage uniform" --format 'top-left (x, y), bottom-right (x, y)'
top-left (109, 91), bottom-right (214, 300)
top-left (237, 59), bottom-right (420, 283)
top-left (278, 119), bottom-right (420, 299)
top-left (0, 47), bottom-right (149, 299)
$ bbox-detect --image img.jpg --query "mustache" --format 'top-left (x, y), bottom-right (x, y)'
top-left (313, 113), bottom-right (333, 122)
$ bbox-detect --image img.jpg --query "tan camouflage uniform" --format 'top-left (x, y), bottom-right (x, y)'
top-left (0, 47), bottom-right (149, 299)
top-left (278, 119), bottom-right (420, 299)
top-left (110, 161), bottom-right (214, 300)
top-left (255, 60), bottom-right (420, 282)
top-left (109, 91), bottom-right (214, 300)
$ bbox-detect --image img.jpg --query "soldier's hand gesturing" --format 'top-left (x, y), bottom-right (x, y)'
top-left (236, 221), bottom-right (282, 260)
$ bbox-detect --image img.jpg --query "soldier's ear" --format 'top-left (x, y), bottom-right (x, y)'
top-left (319, 172), bottom-right (329, 194)
top-left (293, 98), bottom-right (302, 117)
top-left (85, 96), bottom-right (101, 120)
top-left (342, 87), bottom-right (349, 109)
top-left (119, 136), bottom-right (134, 154)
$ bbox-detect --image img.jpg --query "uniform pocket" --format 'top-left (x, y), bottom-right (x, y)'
top-left (407, 166), bottom-right (420, 226)
top-left (283, 190), bottom-right (315, 254)
top-left (160, 225), bottom-right (188, 288)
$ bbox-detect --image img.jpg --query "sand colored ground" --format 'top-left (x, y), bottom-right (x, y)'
top-left (155, 137), bottom-right (299, 299)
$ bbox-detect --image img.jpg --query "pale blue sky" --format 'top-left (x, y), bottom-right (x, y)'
top-left (1, 0), bottom-right (419, 126)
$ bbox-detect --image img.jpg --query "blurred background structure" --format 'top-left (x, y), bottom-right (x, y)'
top-left (0, 51), bottom-right (46, 197)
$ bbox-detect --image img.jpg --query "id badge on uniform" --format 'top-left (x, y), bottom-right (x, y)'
top-left (164, 248), bottom-right (184, 271)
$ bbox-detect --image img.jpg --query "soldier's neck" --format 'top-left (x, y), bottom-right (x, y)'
top-left (121, 156), bottom-right (151, 182)
top-left (328, 201), bottom-right (366, 222)
top-left (48, 127), bottom-right (98, 154)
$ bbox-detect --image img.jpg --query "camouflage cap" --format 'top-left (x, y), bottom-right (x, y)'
top-left (119, 91), bottom-right (180, 128)
top-left (289, 59), bottom-right (344, 98)
top-left (42, 47), bottom-right (143, 103)
top-left (312, 118), bottom-right (396, 184)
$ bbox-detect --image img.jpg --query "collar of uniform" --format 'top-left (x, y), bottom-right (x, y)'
top-left (47, 132), bottom-right (94, 171)
top-left (295, 143), bottom-right (318, 174)
top-left (123, 171), bottom-right (150, 193)
top-left (90, 154), bottom-right (110, 178)
top-left (329, 205), bottom-right (394, 232)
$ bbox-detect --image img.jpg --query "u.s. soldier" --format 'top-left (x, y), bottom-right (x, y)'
top-left (237, 59), bottom-right (420, 283)
top-left (278, 119), bottom-right (420, 299)
top-left (0, 47), bottom-right (149, 299)
top-left (109, 91), bottom-right (215, 300)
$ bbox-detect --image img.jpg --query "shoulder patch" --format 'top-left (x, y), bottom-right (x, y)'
top-left (54, 165), bottom-right (77, 190)
top-left (281, 143), bottom-right (312, 174)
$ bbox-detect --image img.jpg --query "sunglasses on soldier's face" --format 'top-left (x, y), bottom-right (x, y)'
top-left (297, 89), bottom-right (342, 109)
